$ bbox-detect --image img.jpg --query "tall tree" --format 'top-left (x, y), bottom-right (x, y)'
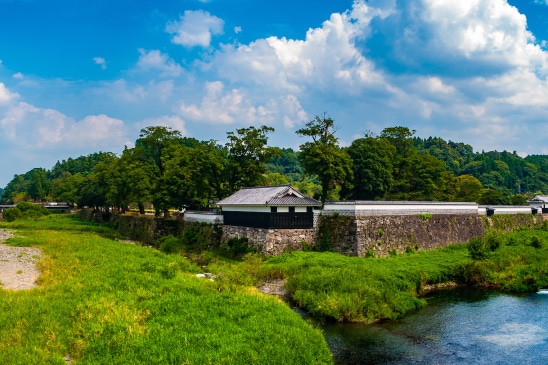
top-left (296, 115), bottom-right (353, 203)
top-left (163, 140), bottom-right (227, 210)
top-left (135, 126), bottom-right (183, 217)
top-left (343, 136), bottom-right (395, 200)
top-left (225, 125), bottom-right (278, 193)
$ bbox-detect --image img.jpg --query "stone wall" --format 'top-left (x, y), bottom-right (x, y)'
top-left (77, 209), bottom-right (547, 257)
top-left (317, 213), bottom-right (547, 257)
top-left (318, 214), bottom-right (485, 257)
top-left (223, 225), bottom-right (314, 256)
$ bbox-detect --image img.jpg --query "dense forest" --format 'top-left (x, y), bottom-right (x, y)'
top-left (1, 118), bottom-right (547, 214)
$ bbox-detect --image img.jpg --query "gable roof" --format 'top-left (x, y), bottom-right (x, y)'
top-left (528, 195), bottom-right (548, 203)
top-left (216, 185), bottom-right (320, 207)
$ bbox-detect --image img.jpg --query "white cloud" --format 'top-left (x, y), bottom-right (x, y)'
top-left (179, 81), bottom-right (257, 124)
top-left (0, 102), bottom-right (127, 150)
top-left (12, 72), bottom-right (24, 80)
top-left (166, 10), bottom-right (224, 48)
top-left (212, 1), bottom-right (396, 98)
top-left (93, 57), bottom-right (107, 70)
top-left (0, 83), bottom-right (19, 104)
top-left (194, 0), bottom-right (548, 154)
top-left (136, 49), bottom-right (183, 77)
top-left (234, 26), bottom-right (242, 34)
top-left (421, 0), bottom-right (545, 68)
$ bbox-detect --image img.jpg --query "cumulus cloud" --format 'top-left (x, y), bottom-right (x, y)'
top-left (179, 81), bottom-right (258, 124)
top-left (0, 102), bottom-right (127, 150)
top-left (93, 57), bottom-right (107, 70)
top-left (0, 83), bottom-right (19, 104)
top-left (136, 49), bottom-right (183, 77)
top-left (212, 1), bottom-right (393, 97)
top-left (195, 0), bottom-right (548, 152)
top-left (166, 10), bottom-right (224, 48)
top-left (365, 0), bottom-right (547, 77)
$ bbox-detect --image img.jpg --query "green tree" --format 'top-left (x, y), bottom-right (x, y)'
top-left (296, 115), bottom-right (353, 203)
top-left (118, 146), bottom-right (158, 214)
top-left (266, 148), bottom-right (304, 182)
top-left (343, 136), bottom-right (395, 200)
top-left (455, 175), bottom-right (483, 202)
top-left (1, 174), bottom-right (27, 204)
top-left (226, 125), bottom-right (279, 193)
top-left (478, 189), bottom-right (511, 205)
top-left (135, 126), bottom-right (183, 217)
top-left (51, 172), bottom-right (86, 206)
top-left (163, 140), bottom-right (227, 210)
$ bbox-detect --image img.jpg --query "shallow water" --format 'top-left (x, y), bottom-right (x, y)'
top-left (319, 288), bottom-right (548, 364)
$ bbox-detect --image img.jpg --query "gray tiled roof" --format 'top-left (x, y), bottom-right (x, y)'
top-left (528, 195), bottom-right (548, 202)
top-left (216, 185), bottom-right (320, 206)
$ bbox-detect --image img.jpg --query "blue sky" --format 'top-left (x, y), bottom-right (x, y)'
top-left (1, 0), bottom-right (548, 188)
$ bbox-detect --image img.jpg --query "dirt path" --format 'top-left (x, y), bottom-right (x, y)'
top-left (0, 229), bottom-right (42, 290)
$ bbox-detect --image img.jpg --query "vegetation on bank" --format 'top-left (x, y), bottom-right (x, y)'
top-left (258, 226), bottom-right (548, 323)
top-left (0, 215), bottom-right (332, 364)
top-left (2, 213), bottom-right (548, 364)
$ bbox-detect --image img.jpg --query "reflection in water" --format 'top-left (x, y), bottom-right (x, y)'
top-left (318, 288), bottom-right (548, 364)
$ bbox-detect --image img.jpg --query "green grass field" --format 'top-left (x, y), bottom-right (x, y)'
top-left (0, 215), bottom-right (333, 364)
top-left (260, 227), bottom-right (548, 323)
top-left (2, 214), bottom-right (547, 363)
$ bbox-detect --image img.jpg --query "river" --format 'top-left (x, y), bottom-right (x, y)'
top-left (317, 288), bottom-right (548, 364)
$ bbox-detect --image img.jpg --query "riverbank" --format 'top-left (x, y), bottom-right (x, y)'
top-left (0, 229), bottom-right (42, 291)
top-left (258, 226), bottom-right (548, 323)
top-left (2, 214), bottom-right (547, 363)
top-left (0, 216), bottom-right (333, 364)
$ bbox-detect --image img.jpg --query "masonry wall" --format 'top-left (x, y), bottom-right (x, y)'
top-left (322, 214), bottom-right (485, 256)
top-left (223, 225), bottom-right (314, 256)
top-left (317, 213), bottom-right (547, 257)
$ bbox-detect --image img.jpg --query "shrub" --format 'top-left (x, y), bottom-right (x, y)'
top-left (3, 202), bottom-right (50, 222)
top-left (468, 237), bottom-right (489, 260)
top-left (418, 213), bottom-right (432, 220)
top-left (3, 207), bottom-right (22, 222)
top-left (180, 223), bottom-right (212, 251)
top-left (485, 231), bottom-right (504, 251)
top-left (222, 237), bottom-right (255, 259)
top-left (317, 233), bottom-right (332, 252)
top-left (405, 245), bottom-right (416, 254)
top-left (378, 228), bottom-right (385, 237)
top-left (158, 235), bottom-right (185, 254)
top-left (468, 231), bottom-right (504, 260)
top-left (530, 235), bottom-right (544, 249)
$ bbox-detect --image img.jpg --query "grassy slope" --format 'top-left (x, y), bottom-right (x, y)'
top-left (0, 216), bottom-right (333, 364)
top-left (261, 228), bottom-right (548, 323)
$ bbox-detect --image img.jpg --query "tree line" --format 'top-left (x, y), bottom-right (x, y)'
top-left (2, 117), bottom-right (547, 214)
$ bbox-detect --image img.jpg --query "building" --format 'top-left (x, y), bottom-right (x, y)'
top-left (527, 195), bottom-right (548, 213)
top-left (216, 185), bottom-right (321, 229)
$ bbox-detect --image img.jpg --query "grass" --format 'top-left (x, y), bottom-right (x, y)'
top-left (260, 244), bottom-right (470, 323)
top-left (4, 213), bottom-right (547, 362)
top-left (0, 215), bottom-right (333, 364)
top-left (260, 228), bottom-right (548, 323)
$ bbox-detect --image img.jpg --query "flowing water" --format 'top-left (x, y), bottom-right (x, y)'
top-left (318, 288), bottom-right (548, 364)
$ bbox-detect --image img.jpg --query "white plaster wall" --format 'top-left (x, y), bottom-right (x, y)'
top-left (222, 206), bottom-right (271, 213)
top-left (184, 212), bottom-right (223, 223)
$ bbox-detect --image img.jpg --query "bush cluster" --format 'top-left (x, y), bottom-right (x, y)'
top-left (221, 237), bottom-right (255, 259)
top-left (467, 231), bottom-right (504, 260)
top-left (2, 202), bottom-right (50, 222)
